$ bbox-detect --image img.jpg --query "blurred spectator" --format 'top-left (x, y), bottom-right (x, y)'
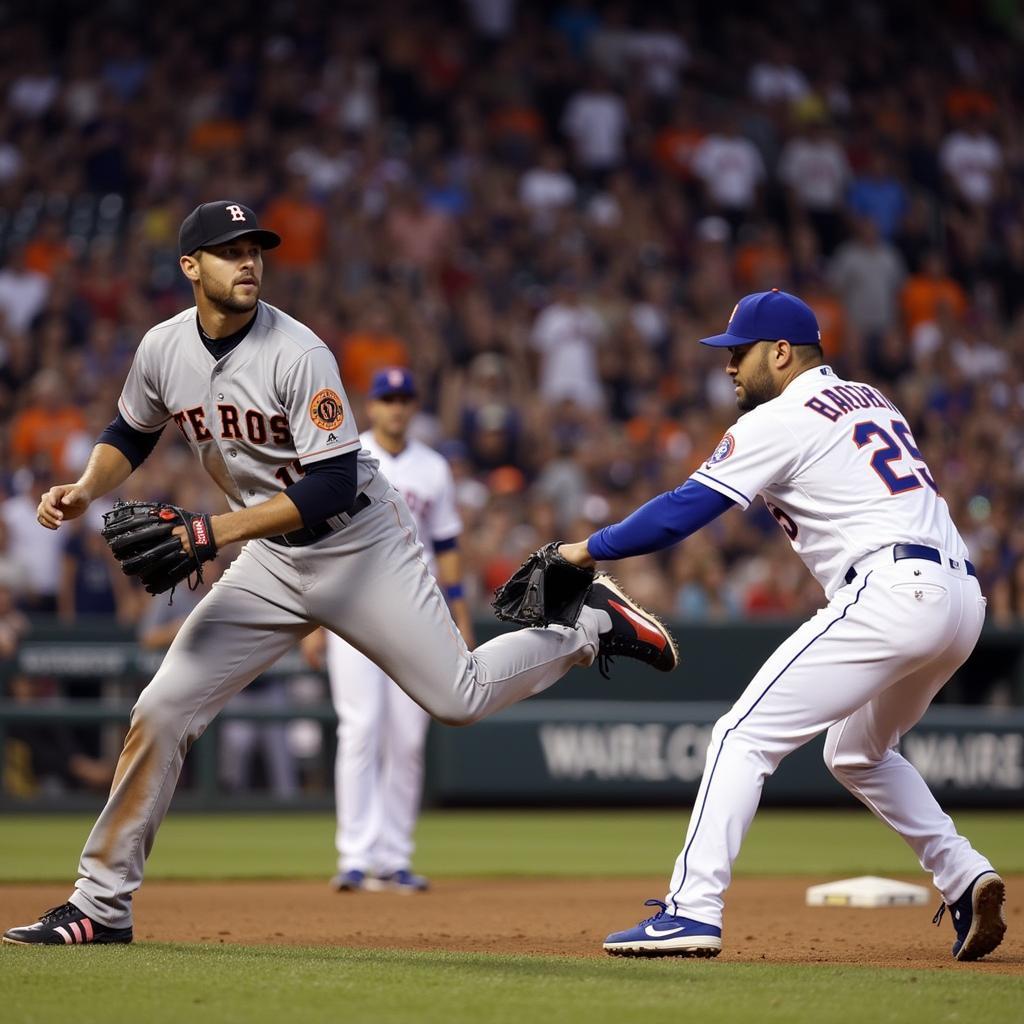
top-left (531, 275), bottom-right (606, 411)
top-left (691, 113), bottom-right (765, 224)
top-left (1, 472), bottom-right (65, 613)
top-left (668, 541), bottom-right (738, 621)
top-left (561, 70), bottom-right (629, 181)
top-left (777, 117), bottom-right (850, 254)
top-left (9, 369), bottom-right (88, 477)
top-left (262, 175), bottom-right (327, 271)
top-left (519, 145), bottom-right (577, 227)
top-left (748, 41), bottom-right (810, 106)
top-left (846, 150), bottom-right (909, 240)
top-left (940, 114), bottom-right (1003, 208)
top-left (0, 245), bottom-right (49, 334)
top-left (0, 519), bottom-right (30, 600)
top-left (734, 221), bottom-right (790, 292)
top-left (653, 103), bottom-right (704, 182)
top-left (338, 299), bottom-right (410, 397)
top-left (385, 182), bottom-right (455, 278)
top-left (901, 249), bottom-right (968, 332)
top-left (828, 216), bottom-right (906, 343)
top-left (464, 0), bottom-right (517, 40)
top-left (287, 130), bottom-right (355, 199)
top-left (590, 11), bottom-right (690, 98)
top-left (24, 217), bottom-right (75, 278)
top-left (58, 518), bottom-right (135, 623)
top-left (7, 55), bottom-right (59, 119)
top-left (0, 582), bottom-right (29, 658)
top-left (4, 675), bottom-right (114, 798)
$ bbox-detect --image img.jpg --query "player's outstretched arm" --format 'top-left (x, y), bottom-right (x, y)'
top-left (559, 480), bottom-right (737, 567)
top-left (37, 443), bottom-right (134, 530)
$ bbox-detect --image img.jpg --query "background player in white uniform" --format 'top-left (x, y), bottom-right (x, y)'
top-left (559, 289), bottom-right (1005, 962)
top-left (304, 367), bottom-right (473, 893)
top-left (3, 201), bottom-right (676, 946)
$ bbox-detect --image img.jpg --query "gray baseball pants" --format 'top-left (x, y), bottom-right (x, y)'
top-left (70, 475), bottom-right (600, 926)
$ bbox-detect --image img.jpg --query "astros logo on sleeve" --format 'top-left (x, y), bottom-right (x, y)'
top-left (309, 389), bottom-right (345, 431)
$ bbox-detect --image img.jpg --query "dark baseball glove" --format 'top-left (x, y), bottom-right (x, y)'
top-left (491, 541), bottom-right (595, 628)
top-left (101, 500), bottom-right (217, 596)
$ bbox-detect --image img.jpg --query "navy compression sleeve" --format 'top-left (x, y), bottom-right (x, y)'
top-left (586, 479), bottom-right (736, 561)
top-left (285, 450), bottom-right (358, 526)
top-left (96, 413), bottom-right (164, 470)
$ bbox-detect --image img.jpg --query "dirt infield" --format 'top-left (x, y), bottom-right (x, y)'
top-left (3, 877), bottom-right (1021, 972)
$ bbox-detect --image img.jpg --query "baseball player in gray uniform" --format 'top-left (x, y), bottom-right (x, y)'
top-left (559, 290), bottom-right (1005, 962)
top-left (3, 201), bottom-right (676, 946)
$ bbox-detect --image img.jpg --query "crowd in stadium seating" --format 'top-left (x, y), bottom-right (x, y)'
top-left (2, 0), bottom-right (1024, 633)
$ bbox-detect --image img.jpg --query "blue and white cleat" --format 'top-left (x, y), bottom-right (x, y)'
top-left (331, 869), bottom-right (368, 892)
top-left (933, 871), bottom-right (1006, 961)
top-left (367, 869), bottom-right (430, 893)
top-left (603, 899), bottom-right (722, 958)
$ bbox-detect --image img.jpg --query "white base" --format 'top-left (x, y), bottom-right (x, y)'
top-left (805, 876), bottom-right (930, 908)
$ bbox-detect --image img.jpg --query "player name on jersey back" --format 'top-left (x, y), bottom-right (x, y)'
top-left (693, 365), bottom-right (969, 598)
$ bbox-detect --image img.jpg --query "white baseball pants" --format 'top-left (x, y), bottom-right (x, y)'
top-left (326, 633), bottom-right (430, 875)
top-left (666, 550), bottom-right (994, 927)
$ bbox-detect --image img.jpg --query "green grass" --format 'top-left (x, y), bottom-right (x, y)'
top-left (0, 809), bottom-right (1022, 882)
top-left (3, 811), bottom-right (1022, 1024)
top-left (2, 944), bottom-right (1020, 1024)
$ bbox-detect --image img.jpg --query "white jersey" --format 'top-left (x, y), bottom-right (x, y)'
top-left (692, 365), bottom-right (968, 598)
top-left (359, 431), bottom-right (461, 571)
top-left (117, 302), bottom-right (379, 510)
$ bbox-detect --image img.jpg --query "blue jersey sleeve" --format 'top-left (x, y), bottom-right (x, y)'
top-left (586, 479), bottom-right (735, 561)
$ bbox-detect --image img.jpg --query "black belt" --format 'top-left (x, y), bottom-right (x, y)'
top-left (844, 543), bottom-right (977, 585)
top-left (265, 492), bottom-right (372, 548)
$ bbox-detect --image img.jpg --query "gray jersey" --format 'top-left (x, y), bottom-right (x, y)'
top-left (117, 301), bottom-right (379, 509)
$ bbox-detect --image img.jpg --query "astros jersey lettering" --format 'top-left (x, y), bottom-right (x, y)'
top-left (692, 365), bottom-right (968, 597)
top-left (118, 302), bottom-right (380, 507)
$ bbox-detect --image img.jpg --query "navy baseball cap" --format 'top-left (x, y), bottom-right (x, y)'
top-left (699, 289), bottom-right (821, 348)
top-left (179, 201), bottom-right (281, 257)
top-left (369, 367), bottom-right (417, 400)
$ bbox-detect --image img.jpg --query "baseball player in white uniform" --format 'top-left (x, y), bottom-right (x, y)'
top-left (559, 289), bottom-right (1006, 962)
top-left (4, 201), bottom-right (676, 945)
top-left (304, 367), bottom-right (472, 893)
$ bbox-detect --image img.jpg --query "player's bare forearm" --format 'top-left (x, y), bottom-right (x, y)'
top-left (79, 443), bottom-right (135, 495)
top-left (450, 600), bottom-right (475, 646)
top-left (436, 548), bottom-right (475, 645)
top-left (557, 540), bottom-right (595, 568)
top-left (37, 443), bottom-right (133, 529)
top-left (210, 491), bottom-right (305, 547)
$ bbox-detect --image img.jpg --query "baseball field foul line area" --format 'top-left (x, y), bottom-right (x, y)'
top-left (1, 811), bottom-right (1021, 1023)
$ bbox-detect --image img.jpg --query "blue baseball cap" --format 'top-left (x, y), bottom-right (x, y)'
top-left (699, 289), bottom-right (821, 348)
top-left (369, 367), bottom-right (417, 400)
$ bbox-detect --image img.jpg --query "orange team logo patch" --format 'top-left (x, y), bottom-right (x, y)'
top-left (309, 389), bottom-right (345, 430)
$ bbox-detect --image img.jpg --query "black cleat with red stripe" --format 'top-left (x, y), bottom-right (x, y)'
top-left (2, 903), bottom-right (133, 945)
top-left (586, 575), bottom-right (678, 673)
